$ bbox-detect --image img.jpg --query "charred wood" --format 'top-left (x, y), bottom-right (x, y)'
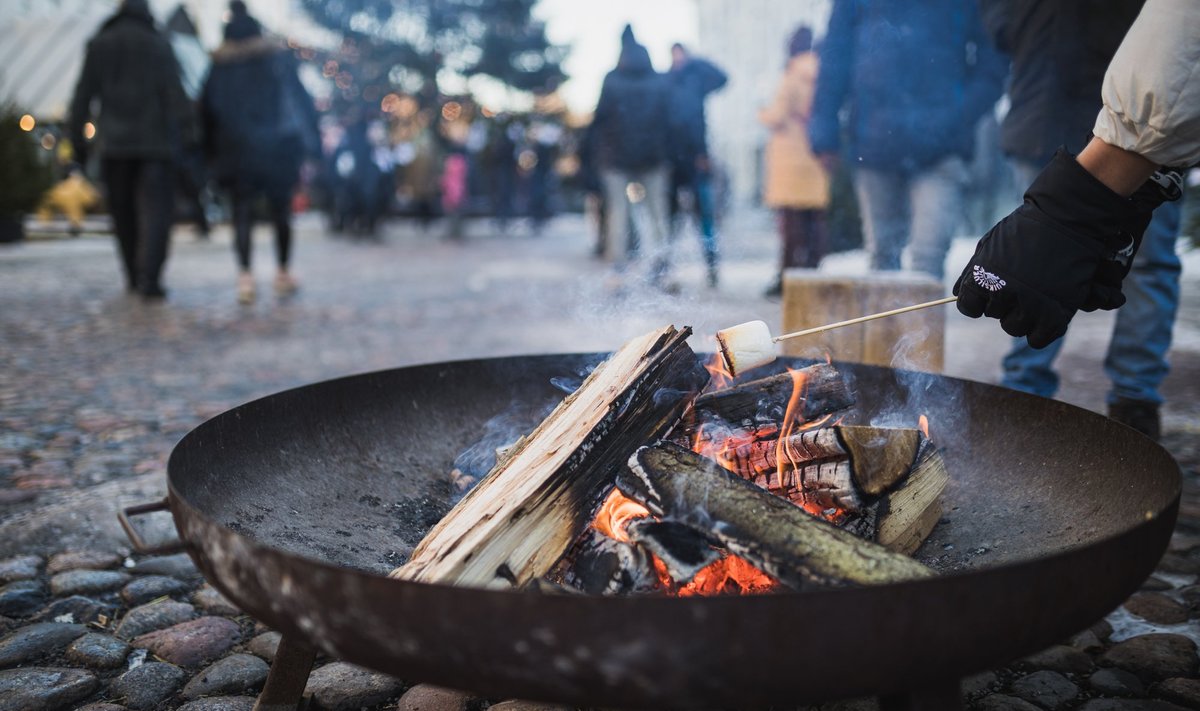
top-left (392, 326), bottom-right (709, 588)
top-left (622, 443), bottom-right (933, 590)
top-left (626, 519), bottom-right (722, 585)
top-left (686, 364), bottom-right (854, 431)
top-left (560, 529), bottom-right (660, 595)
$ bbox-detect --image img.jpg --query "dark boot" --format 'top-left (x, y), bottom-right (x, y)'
top-left (1107, 398), bottom-right (1161, 441)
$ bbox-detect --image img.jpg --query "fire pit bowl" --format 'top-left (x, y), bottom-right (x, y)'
top-left (142, 355), bottom-right (1179, 710)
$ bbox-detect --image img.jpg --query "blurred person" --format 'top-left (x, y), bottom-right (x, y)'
top-left (759, 26), bottom-right (830, 297)
top-left (810, 0), bottom-right (1007, 279)
top-left (667, 43), bottom-right (727, 287)
top-left (69, 0), bottom-right (193, 299)
top-left (201, 0), bottom-right (319, 304)
top-left (439, 112), bottom-right (472, 241)
top-left (330, 109), bottom-right (385, 238)
top-left (526, 115), bottom-right (562, 234)
top-left (485, 115), bottom-right (520, 233)
top-left (976, 0), bottom-right (1183, 439)
top-left (592, 25), bottom-right (674, 292)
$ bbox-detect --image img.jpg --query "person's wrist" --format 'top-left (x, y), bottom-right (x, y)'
top-left (1076, 137), bottom-right (1158, 197)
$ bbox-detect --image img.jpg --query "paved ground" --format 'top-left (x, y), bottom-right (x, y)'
top-left (1, 212), bottom-right (1199, 709)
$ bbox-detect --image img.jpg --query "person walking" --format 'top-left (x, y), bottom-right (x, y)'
top-left (69, 0), bottom-right (193, 300)
top-left (591, 25), bottom-right (674, 292)
top-left (971, 0), bottom-right (1183, 439)
top-left (759, 26), bottom-right (830, 296)
top-left (201, 0), bottom-right (319, 304)
top-left (667, 43), bottom-right (727, 288)
top-left (810, 0), bottom-right (1007, 280)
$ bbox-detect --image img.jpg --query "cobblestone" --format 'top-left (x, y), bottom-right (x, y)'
top-left (0, 667), bottom-right (98, 711)
top-left (0, 621), bottom-right (88, 666)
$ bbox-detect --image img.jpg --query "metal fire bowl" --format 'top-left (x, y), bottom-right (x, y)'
top-left (162, 355), bottom-right (1179, 710)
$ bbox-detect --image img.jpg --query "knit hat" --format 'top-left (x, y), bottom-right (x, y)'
top-left (224, 0), bottom-right (262, 41)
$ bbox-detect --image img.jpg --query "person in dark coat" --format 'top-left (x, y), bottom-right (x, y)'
top-left (592, 25), bottom-right (674, 291)
top-left (980, 0), bottom-right (1182, 440)
top-left (201, 0), bottom-right (319, 304)
top-left (69, 0), bottom-right (193, 299)
top-left (810, 0), bottom-right (1007, 279)
top-left (667, 43), bottom-right (727, 287)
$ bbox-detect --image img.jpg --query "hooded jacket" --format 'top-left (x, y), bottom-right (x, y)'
top-left (592, 40), bottom-right (672, 172)
top-left (809, 0), bottom-right (1007, 173)
top-left (69, 0), bottom-right (192, 161)
top-left (201, 35), bottom-right (319, 197)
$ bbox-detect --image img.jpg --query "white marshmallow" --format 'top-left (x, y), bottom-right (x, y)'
top-left (716, 320), bottom-right (776, 377)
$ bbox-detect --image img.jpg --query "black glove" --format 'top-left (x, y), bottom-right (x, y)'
top-left (954, 150), bottom-right (1159, 348)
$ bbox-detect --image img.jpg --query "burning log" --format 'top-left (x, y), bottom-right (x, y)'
top-left (391, 326), bottom-right (709, 589)
top-left (621, 443), bottom-right (933, 590)
top-left (560, 529), bottom-right (659, 596)
top-left (684, 363), bottom-right (854, 432)
top-left (625, 519), bottom-right (722, 585)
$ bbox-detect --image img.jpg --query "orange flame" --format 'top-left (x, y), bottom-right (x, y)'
top-left (677, 555), bottom-right (779, 596)
top-left (703, 352), bottom-right (734, 391)
top-left (775, 368), bottom-right (827, 515)
top-left (918, 414), bottom-right (931, 441)
top-left (591, 488), bottom-right (650, 543)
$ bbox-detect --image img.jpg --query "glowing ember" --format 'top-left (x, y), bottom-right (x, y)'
top-left (592, 488), bottom-right (650, 543)
top-left (918, 414), bottom-right (931, 441)
top-left (677, 555), bottom-right (778, 596)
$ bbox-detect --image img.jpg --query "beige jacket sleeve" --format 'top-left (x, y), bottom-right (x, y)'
top-left (1093, 0), bottom-right (1200, 167)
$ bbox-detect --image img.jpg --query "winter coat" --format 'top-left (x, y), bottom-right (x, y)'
top-left (201, 37), bottom-right (319, 199)
top-left (592, 44), bottom-right (672, 172)
top-left (809, 0), bottom-right (1007, 173)
top-left (981, 0), bottom-right (1144, 166)
top-left (760, 52), bottom-right (829, 210)
top-left (1093, 0), bottom-right (1200, 167)
top-left (667, 57), bottom-right (728, 163)
top-left (69, 3), bottom-right (192, 161)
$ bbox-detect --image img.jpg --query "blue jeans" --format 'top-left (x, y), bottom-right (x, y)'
top-left (1001, 161), bottom-right (1183, 404)
top-left (853, 156), bottom-right (966, 279)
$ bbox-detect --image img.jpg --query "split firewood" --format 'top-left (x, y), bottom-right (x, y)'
top-left (876, 440), bottom-right (948, 555)
top-left (621, 443), bottom-right (933, 590)
top-left (684, 363), bottom-right (854, 432)
top-left (391, 325), bottom-right (709, 589)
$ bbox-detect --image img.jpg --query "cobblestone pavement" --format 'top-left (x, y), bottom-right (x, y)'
top-left (1, 213), bottom-right (1199, 710)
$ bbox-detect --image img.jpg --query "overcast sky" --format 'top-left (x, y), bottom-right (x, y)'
top-left (535, 0), bottom-right (699, 113)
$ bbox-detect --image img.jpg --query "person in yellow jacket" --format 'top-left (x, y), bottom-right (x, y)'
top-left (37, 165), bottom-right (100, 235)
top-left (759, 26), bottom-right (830, 296)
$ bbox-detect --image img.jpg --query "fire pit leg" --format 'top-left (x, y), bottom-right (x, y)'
top-left (253, 635), bottom-right (317, 711)
top-left (878, 679), bottom-right (962, 711)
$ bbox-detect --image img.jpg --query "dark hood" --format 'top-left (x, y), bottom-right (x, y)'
top-left (617, 43), bottom-right (654, 75)
top-left (106, 0), bottom-right (154, 28)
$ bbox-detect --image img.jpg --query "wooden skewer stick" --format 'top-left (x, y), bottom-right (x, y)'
top-left (773, 296), bottom-right (958, 343)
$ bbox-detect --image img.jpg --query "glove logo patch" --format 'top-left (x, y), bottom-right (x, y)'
top-left (973, 265), bottom-right (1006, 292)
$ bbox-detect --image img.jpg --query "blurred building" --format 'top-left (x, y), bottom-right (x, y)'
top-left (694, 0), bottom-right (830, 207)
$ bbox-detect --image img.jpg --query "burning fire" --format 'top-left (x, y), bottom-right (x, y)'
top-left (702, 352), bottom-right (734, 391)
top-left (584, 359), bottom-right (857, 596)
top-left (918, 414), bottom-right (931, 441)
top-left (591, 488), bottom-right (650, 543)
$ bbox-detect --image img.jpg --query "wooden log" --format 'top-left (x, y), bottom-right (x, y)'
top-left (703, 426), bottom-right (921, 514)
top-left (684, 363), bottom-right (854, 432)
top-left (621, 443), bottom-right (933, 590)
top-left (876, 441), bottom-right (948, 555)
top-left (391, 325), bottom-right (709, 588)
top-left (560, 529), bottom-right (659, 596)
top-left (626, 519), bottom-right (722, 585)
top-left (781, 270), bottom-right (946, 372)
